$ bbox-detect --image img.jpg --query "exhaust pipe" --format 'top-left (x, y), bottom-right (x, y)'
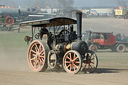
top-left (76, 10), bottom-right (82, 41)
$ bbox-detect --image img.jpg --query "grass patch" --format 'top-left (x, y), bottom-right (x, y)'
top-left (0, 29), bottom-right (31, 50)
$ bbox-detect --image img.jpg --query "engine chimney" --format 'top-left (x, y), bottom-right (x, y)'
top-left (76, 10), bottom-right (82, 40)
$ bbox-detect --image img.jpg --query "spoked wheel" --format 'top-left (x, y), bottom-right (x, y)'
top-left (82, 50), bottom-right (98, 73)
top-left (89, 44), bottom-right (97, 52)
top-left (5, 16), bottom-right (14, 25)
top-left (63, 50), bottom-right (82, 74)
top-left (27, 40), bottom-right (49, 72)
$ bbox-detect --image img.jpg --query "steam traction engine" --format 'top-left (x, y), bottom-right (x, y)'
top-left (20, 11), bottom-right (98, 74)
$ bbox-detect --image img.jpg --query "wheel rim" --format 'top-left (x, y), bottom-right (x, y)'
top-left (5, 16), bottom-right (14, 25)
top-left (119, 46), bottom-right (123, 51)
top-left (28, 40), bottom-right (46, 72)
top-left (90, 45), bottom-right (97, 52)
top-left (82, 50), bottom-right (98, 73)
top-left (48, 50), bottom-right (57, 69)
top-left (63, 50), bottom-right (82, 74)
top-left (117, 44), bottom-right (125, 52)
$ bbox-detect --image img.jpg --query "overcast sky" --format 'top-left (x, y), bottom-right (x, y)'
top-left (1, 0), bottom-right (128, 8)
top-left (74, 0), bottom-right (128, 7)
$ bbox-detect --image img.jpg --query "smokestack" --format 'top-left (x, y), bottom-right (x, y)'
top-left (76, 10), bottom-right (82, 40)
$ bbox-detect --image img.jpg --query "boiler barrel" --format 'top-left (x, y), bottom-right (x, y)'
top-left (66, 41), bottom-right (88, 55)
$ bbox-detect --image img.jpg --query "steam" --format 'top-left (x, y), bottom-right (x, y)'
top-left (37, 0), bottom-right (74, 8)
top-left (57, 0), bottom-right (74, 7)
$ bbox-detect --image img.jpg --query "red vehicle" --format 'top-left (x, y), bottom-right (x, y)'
top-left (82, 31), bottom-right (128, 52)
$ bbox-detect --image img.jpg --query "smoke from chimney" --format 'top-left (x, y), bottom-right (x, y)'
top-left (57, 0), bottom-right (74, 7)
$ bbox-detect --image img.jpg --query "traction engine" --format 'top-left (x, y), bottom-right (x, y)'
top-left (22, 11), bottom-right (98, 74)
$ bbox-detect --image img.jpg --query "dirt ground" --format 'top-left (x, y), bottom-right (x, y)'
top-left (0, 18), bottom-right (128, 85)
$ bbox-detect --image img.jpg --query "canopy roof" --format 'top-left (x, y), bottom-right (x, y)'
top-left (20, 17), bottom-right (77, 27)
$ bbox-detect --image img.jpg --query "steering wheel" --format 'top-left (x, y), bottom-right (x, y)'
top-left (59, 30), bottom-right (69, 36)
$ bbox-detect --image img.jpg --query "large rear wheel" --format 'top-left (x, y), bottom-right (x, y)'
top-left (27, 40), bottom-right (49, 72)
top-left (63, 50), bottom-right (82, 74)
top-left (82, 50), bottom-right (98, 73)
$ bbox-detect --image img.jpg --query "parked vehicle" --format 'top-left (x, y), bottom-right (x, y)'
top-left (0, 15), bottom-right (14, 31)
top-left (0, 7), bottom-right (56, 31)
top-left (82, 30), bottom-right (128, 52)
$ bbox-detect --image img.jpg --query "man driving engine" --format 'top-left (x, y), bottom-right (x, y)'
top-left (40, 25), bottom-right (49, 40)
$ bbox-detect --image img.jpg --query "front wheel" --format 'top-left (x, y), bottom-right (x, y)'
top-left (82, 50), bottom-right (98, 73)
top-left (89, 44), bottom-right (97, 52)
top-left (63, 50), bottom-right (82, 74)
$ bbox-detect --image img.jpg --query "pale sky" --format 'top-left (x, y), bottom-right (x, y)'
top-left (1, 0), bottom-right (128, 8)
top-left (74, 0), bottom-right (128, 7)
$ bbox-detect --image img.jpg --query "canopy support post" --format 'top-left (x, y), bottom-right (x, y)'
top-left (32, 26), bottom-right (34, 41)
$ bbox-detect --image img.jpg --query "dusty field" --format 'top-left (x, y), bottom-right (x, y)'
top-left (0, 18), bottom-right (128, 85)
top-left (82, 18), bottom-right (128, 35)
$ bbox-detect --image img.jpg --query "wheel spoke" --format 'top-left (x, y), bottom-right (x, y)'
top-left (69, 53), bottom-right (72, 60)
top-left (67, 56), bottom-right (71, 61)
top-left (73, 65), bottom-right (76, 71)
top-left (31, 57), bottom-right (36, 61)
top-left (75, 61), bottom-right (80, 64)
top-left (67, 64), bottom-right (71, 69)
top-left (39, 57), bottom-right (44, 64)
top-left (39, 55), bottom-right (44, 58)
top-left (90, 62), bottom-right (94, 64)
top-left (32, 58), bottom-right (37, 68)
top-left (73, 63), bottom-right (78, 69)
top-left (91, 58), bottom-right (94, 60)
top-left (40, 52), bottom-right (45, 56)
top-left (39, 44), bottom-right (42, 52)
top-left (73, 56), bottom-right (78, 61)
top-left (31, 50), bottom-right (36, 54)
top-left (40, 59), bottom-right (44, 65)
top-left (35, 58), bottom-right (38, 65)
top-left (37, 58), bottom-right (41, 68)
top-left (34, 43), bottom-right (39, 52)
top-left (32, 54), bottom-right (36, 57)
top-left (40, 50), bottom-right (44, 55)
top-left (65, 61), bottom-right (70, 63)
top-left (70, 64), bottom-right (71, 71)
top-left (88, 64), bottom-right (92, 68)
top-left (33, 62), bottom-right (36, 68)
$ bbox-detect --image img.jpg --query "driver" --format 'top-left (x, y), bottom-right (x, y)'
top-left (40, 25), bottom-right (49, 39)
